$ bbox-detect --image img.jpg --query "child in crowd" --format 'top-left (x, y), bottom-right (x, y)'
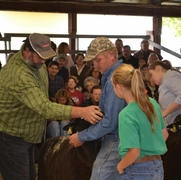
top-left (66, 76), bottom-right (84, 106)
top-left (46, 89), bottom-right (71, 137)
top-left (138, 57), bottom-right (146, 68)
top-left (112, 64), bottom-right (168, 180)
top-left (71, 73), bottom-right (82, 92)
top-left (139, 64), bottom-right (148, 80)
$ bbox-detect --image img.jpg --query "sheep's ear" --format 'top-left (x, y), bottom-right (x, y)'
top-left (62, 119), bottom-right (76, 131)
top-left (167, 114), bottom-right (181, 132)
top-left (62, 124), bottom-right (69, 131)
top-left (68, 127), bottom-right (73, 135)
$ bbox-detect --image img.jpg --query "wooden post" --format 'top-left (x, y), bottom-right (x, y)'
top-left (153, 16), bottom-right (162, 55)
top-left (68, 13), bottom-right (77, 61)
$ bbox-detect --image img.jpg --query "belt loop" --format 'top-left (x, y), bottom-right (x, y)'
top-left (153, 156), bottom-right (157, 164)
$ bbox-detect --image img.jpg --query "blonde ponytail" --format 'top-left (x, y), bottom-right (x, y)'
top-left (112, 64), bottom-right (156, 132)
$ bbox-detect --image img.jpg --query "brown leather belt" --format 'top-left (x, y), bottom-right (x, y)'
top-left (134, 155), bottom-right (161, 163)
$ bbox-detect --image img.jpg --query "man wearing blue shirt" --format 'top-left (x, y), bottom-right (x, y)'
top-left (69, 37), bottom-right (126, 180)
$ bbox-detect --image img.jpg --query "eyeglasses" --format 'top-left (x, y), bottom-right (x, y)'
top-left (77, 57), bottom-right (83, 60)
top-left (33, 52), bottom-right (45, 62)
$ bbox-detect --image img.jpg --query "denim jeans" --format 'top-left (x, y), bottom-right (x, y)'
top-left (90, 134), bottom-right (121, 180)
top-left (46, 121), bottom-right (61, 138)
top-left (60, 120), bottom-right (69, 136)
top-left (118, 159), bottom-right (164, 180)
top-left (0, 132), bottom-right (36, 180)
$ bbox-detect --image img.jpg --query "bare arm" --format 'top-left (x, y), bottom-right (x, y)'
top-left (162, 102), bottom-right (181, 118)
top-left (70, 106), bottom-right (103, 124)
top-left (117, 148), bottom-right (140, 174)
top-left (162, 128), bottom-right (169, 141)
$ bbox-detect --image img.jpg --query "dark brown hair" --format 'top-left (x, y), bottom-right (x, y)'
top-left (148, 60), bottom-right (171, 71)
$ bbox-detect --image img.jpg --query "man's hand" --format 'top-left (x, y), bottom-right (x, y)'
top-left (82, 106), bottom-right (104, 124)
top-left (71, 106), bottom-right (104, 124)
top-left (69, 132), bottom-right (84, 147)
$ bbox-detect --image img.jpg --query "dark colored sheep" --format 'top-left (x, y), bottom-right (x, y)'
top-left (162, 114), bottom-right (181, 180)
top-left (38, 118), bottom-right (101, 180)
top-left (161, 130), bottom-right (181, 180)
top-left (38, 115), bottom-right (181, 180)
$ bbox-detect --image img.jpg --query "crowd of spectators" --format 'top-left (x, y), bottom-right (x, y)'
top-left (4, 38), bottom-right (175, 137)
top-left (1, 34), bottom-right (181, 180)
top-left (38, 38), bottom-right (175, 137)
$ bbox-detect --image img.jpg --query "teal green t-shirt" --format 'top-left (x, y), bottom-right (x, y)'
top-left (118, 98), bottom-right (167, 159)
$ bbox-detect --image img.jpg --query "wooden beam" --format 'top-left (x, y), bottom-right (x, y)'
top-left (0, 1), bottom-right (181, 17)
top-left (68, 13), bottom-right (77, 60)
top-left (153, 16), bottom-right (162, 54)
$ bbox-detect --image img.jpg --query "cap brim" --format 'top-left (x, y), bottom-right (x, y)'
top-left (37, 48), bottom-right (57, 60)
top-left (83, 53), bottom-right (98, 62)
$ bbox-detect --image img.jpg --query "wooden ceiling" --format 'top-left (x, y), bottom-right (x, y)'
top-left (0, 1), bottom-right (181, 17)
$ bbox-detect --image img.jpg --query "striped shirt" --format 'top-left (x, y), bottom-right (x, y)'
top-left (0, 50), bottom-right (72, 143)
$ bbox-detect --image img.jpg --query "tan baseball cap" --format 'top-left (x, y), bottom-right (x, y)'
top-left (83, 37), bottom-right (115, 62)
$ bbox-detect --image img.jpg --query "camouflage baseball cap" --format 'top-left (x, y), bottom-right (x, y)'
top-left (83, 37), bottom-right (115, 61)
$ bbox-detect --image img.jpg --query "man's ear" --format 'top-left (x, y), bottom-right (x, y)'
top-left (109, 50), bottom-right (115, 61)
top-left (23, 47), bottom-right (31, 59)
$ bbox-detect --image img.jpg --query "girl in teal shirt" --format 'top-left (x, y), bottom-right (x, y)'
top-left (112, 64), bottom-right (168, 180)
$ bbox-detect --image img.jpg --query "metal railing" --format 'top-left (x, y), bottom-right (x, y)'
top-left (0, 33), bottom-right (151, 57)
top-left (0, 33), bottom-right (180, 61)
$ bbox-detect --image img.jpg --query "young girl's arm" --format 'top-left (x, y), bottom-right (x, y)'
top-left (162, 128), bottom-right (169, 141)
top-left (117, 148), bottom-right (140, 174)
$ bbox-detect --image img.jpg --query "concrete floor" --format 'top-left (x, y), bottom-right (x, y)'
top-left (0, 164), bottom-right (38, 180)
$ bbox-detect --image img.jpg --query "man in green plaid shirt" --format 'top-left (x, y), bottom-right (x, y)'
top-left (0, 33), bottom-right (103, 180)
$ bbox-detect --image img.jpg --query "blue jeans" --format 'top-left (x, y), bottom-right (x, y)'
top-left (90, 134), bottom-right (121, 180)
top-left (119, 159), bottom-right (164, 180)
top-left (0, 132), bottom-right (36, 180)
top-left (60, 120), bottom-right (69, 136)
top-left (46, 121), bottom-right (61, 138)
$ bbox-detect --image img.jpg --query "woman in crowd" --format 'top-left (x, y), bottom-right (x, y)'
top-left (83, 76), bottom-right (99, 99)
top-left (54, 54), bottom-right (69, 84)
top-left (89, 67), bottom-right (102, 85)
top-left (147, 53), bottom-right (159, 65)
top-left (149, 60), bottom-right (181, 125)
top-left (57, 42), bottom-right (74, 70)
top-left (70, 52), bottom-right (90, 92)
top-left (112, 64), bottom-right (168, 180)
